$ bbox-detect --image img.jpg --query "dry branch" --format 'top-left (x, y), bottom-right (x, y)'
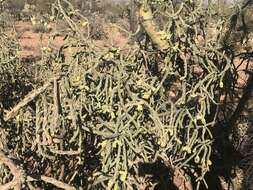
top-left (4, 77), bottom-right (59, 122)
top-left (0, 152), bottom-right (24, 190)
top-left (53, 76), bottom-right (62, 129)
top-left (49, 148), bottom-right (81, 155)
top-left (41, 175), bottom-right (76, 190)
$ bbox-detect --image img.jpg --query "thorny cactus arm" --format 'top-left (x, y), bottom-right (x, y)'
top-left (138, 2), bottom-right (170, 50)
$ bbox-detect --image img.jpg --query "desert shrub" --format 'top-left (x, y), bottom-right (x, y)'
top-left (34, 0), bottom-right (55, 13)
top-left (5, 0), bottom-right (55, 20)
top-left (4, 0), bottom-right (25, 20)
top-left (30, 15), bottom-right (52, 33)
top-left (1, 0), bottom-right (253, 190)
top-left (5, 0), bottom-right (25, 12)
top-left (32, 23), bottom-right (48, 33)
top-left (0, 11), bottom-right (14, 28)
top-left (0, 1), bottom-right (14, 27)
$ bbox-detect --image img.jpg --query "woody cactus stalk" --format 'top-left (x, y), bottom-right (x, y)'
top-left (138, 1), bottom-right (170, 50)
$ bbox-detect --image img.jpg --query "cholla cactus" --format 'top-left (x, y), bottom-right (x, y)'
top-left (1, 0), bottom-right (252, 190)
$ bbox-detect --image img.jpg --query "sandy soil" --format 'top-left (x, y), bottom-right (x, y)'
top-left (14, 21), bottom-right (130, 59)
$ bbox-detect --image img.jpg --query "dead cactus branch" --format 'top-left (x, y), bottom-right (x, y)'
top-left (4, 76), bottom-right (61, 122)
top-left (53, 76), bottom-right (62, 129)
top-left (41, 175), bottom-right (76, 190)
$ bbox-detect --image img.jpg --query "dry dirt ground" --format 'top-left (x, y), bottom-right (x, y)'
top-left (15, 21), bottom-right (62, 58)
top-left (14, 21), bottom-right (130, 59)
